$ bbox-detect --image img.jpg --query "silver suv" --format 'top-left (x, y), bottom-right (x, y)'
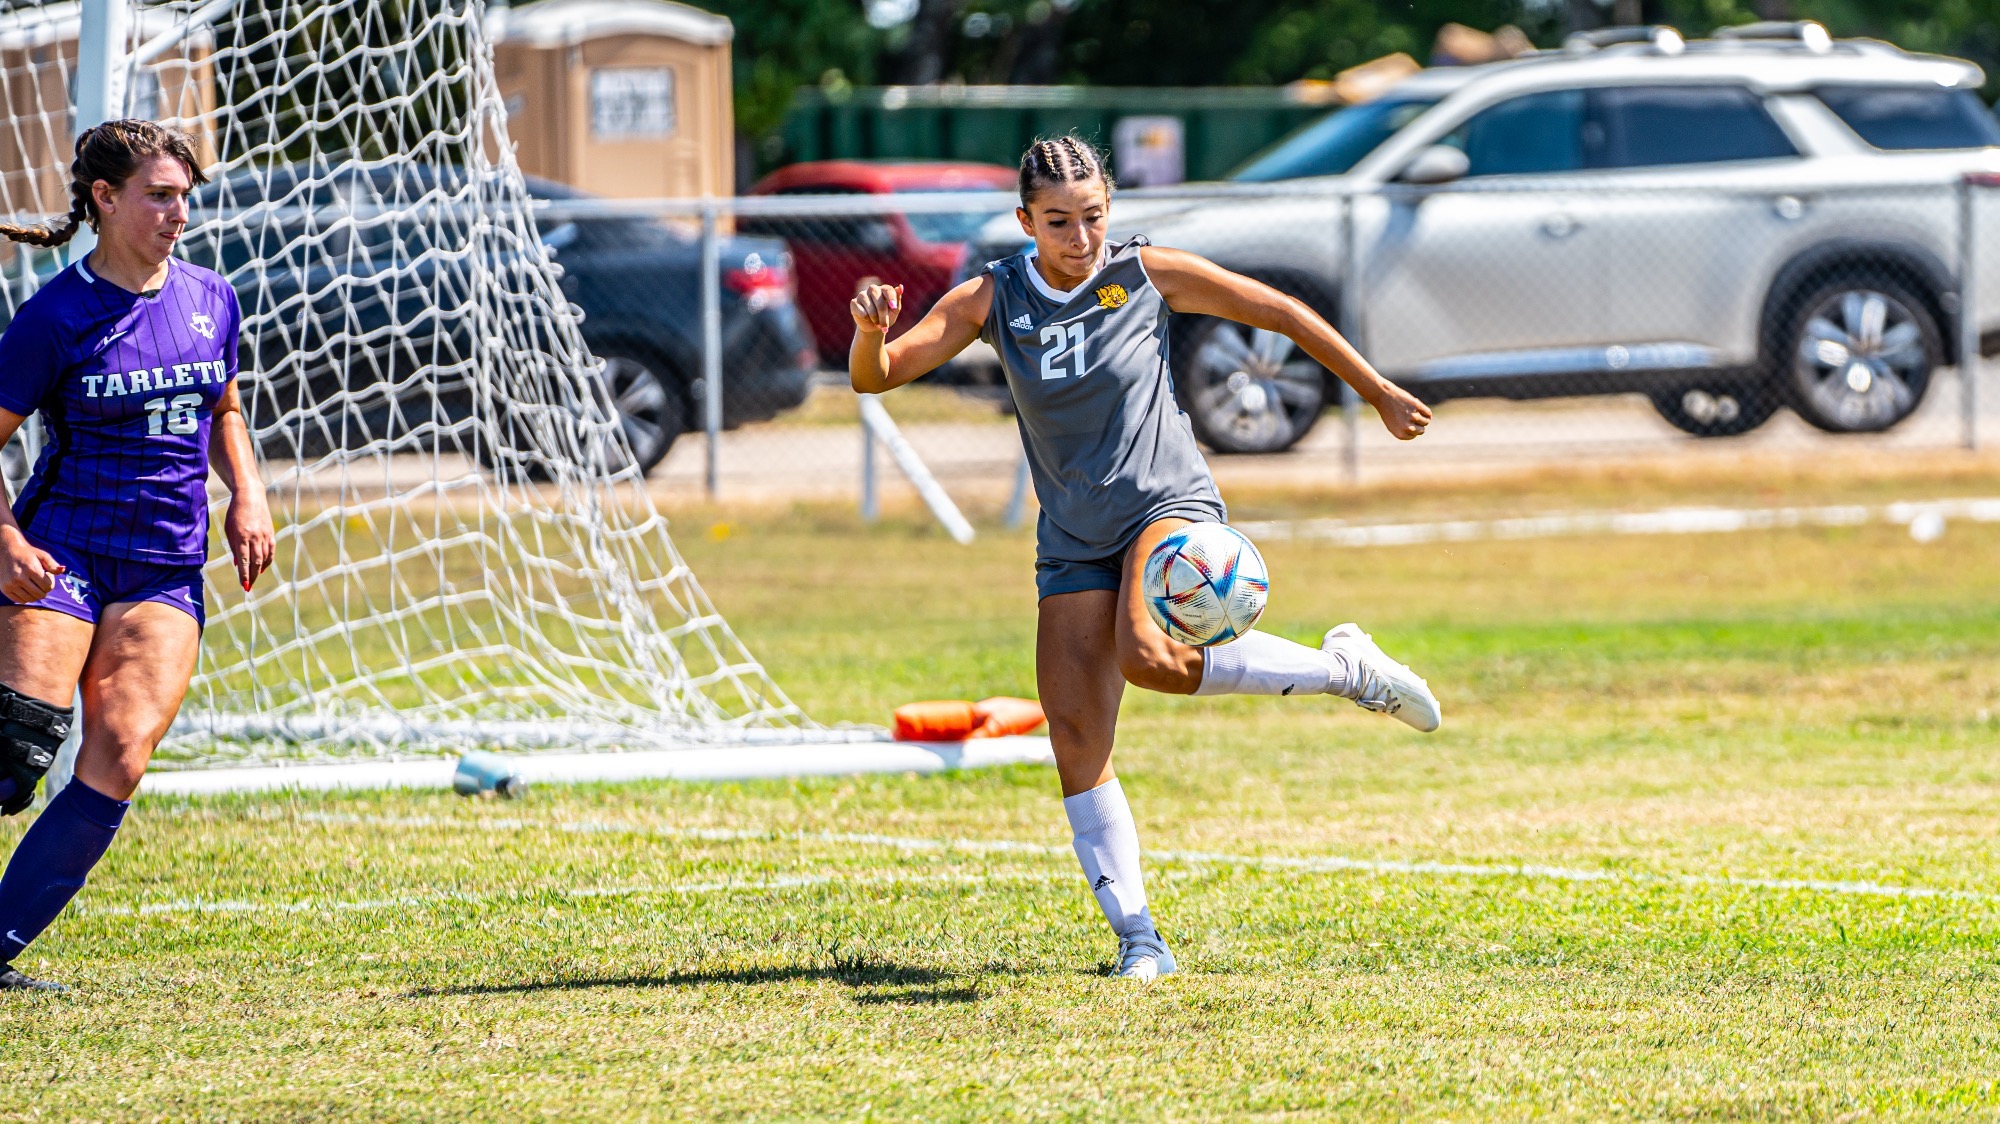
top-left (1008, 24), bottom-right (2000, 453)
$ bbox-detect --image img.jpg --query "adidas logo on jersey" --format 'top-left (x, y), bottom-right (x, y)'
top-left (1010, 314), bottom-right (1033, 331)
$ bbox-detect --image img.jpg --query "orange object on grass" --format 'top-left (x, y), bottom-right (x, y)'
top-left (971, 696), bottom-right (1045, 738)
top-left (892, 700), bottom-right (979, 741)
top-left (892, 697), bottom-right (1046, 741)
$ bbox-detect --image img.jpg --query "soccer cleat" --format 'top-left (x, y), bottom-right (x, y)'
top-left (1322, 623), bottom-right (1442, 733)
top-left (0, 965), bottom-right (66, 993)
top-left (1114, 931), bottom-right (1178, 983)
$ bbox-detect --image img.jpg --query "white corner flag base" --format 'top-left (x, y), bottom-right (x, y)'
top-left (139, 736), bottom-right (1056, 797)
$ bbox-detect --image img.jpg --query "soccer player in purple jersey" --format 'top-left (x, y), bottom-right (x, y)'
top-left (0, 121), bottom-right (272, 991)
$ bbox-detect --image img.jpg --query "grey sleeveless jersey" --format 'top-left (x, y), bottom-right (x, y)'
top-left (980, 238), bottom-right (1224, 562)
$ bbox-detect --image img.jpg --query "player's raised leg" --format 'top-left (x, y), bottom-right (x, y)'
top-left (1038, 588), bottom-right (1176, 982)
top-left (1114, 519), bottom-right (1442, 731)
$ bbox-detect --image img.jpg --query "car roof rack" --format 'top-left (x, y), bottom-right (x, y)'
top-left (1562, 24), bottom-right (1685, 56)
top-left (1712, 20), bottom-right (1834, 53)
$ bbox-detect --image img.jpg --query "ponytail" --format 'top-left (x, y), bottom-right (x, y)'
top-left (0, 119), bottom-right (207, 248)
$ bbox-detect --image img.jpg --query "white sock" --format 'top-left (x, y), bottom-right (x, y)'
top-left (1063, 778), bottom-right (1155, 940)
top-left (1193, 630), bottom-right (1357, 698)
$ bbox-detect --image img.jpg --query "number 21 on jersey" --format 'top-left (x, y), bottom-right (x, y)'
top-left (1039, 323), bottom-right (1086, 380)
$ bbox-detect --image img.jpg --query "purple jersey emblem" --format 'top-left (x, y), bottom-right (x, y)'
top-left (0, 257), bottom-right (241, 564)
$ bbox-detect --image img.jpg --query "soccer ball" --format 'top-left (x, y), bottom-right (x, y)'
top-left (1140, 523), bottom-right (1269, 647)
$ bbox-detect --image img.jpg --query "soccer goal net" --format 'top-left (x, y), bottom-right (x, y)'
top-left (0, 0), bottom-right (829, 769)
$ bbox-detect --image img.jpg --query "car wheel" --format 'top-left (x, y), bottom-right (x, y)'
top-left (598, 350), bottom-right (687, 474)
top-left (1174, 316), bottom-right (1327, 454)
top-left (1780, 275), bottom-right (1940, 434)
top-left (1646, 381), bottom-right (1779, 438)
top-left (472, 351), bottom-right (686, 481)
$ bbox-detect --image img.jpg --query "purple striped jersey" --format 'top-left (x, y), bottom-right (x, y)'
top-left (0, 256), bottom-right (241, 564)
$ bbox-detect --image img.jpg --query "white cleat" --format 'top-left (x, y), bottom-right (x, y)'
top-left (1322, 623), bottom-right (1442, 733)
top-left (1114, 931), bottom-right (1178, 983)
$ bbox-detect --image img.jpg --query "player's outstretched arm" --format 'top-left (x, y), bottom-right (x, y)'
top-left (1142, 245), bottom-right (1431, 441)
top-left (849, 275), bottom-right (994, 394)
top-left (207, 381), bottom-right (273, 591)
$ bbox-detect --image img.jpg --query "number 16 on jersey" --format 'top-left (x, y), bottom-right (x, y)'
top-left (145, 393), bottom-right (204, 436)
top-left (1039, 323), bottom-right (1086, 380)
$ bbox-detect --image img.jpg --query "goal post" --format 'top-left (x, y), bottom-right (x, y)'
top-left (0, 0), bottom-right (936, 778)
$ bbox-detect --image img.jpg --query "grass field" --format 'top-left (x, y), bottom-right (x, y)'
top-left (5, 465), bottom-right (2000, 1118)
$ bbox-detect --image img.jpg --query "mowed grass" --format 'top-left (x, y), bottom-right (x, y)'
top-left (5, 470), bottom-right (2000, 1118)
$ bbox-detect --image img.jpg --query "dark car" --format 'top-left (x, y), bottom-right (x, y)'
top-left (529, 176), bottom-right (816, 466)
top-left (166, 163), bottom-right (812, 474)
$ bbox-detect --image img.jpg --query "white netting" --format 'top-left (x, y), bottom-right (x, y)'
top-left (0, 0), bottom-right (830, 766)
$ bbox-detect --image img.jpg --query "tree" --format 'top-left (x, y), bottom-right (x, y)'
top-left (691, 0), bottom-right (2000, 166)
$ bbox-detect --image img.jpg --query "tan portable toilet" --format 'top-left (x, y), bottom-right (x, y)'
top-left (490, 0), bottom-right (734, 199)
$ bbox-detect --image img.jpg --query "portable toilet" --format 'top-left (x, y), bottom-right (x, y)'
top-left (490, 0), bottom-right (734, 199)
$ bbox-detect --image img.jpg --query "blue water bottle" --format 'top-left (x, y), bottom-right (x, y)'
top-left (452, 750), bottom-right (527, 799)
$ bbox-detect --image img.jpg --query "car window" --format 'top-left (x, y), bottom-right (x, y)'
top-left (1584, 86), bottom-right (1797, 169)
top-left (1814, 84), bottom-right (2000, 151)
top-left (892, 187), bottom-right (1009, 244)
top-left (746, 185), bottom-right (895, 249)
top-left (1230, 98), bottom-right (1439, 182)
top-left (1441, 89), bottom-right (1585, 177)
top-left (566, 218), bottom-right (680, 253)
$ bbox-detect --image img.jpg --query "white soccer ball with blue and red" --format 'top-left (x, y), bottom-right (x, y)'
top-left (1141, 523), bottom-right (1269, 647)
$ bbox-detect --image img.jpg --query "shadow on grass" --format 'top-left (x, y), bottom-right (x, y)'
top-left (850, 984), bottom-right (983, 1006)
top-left (408, 959), bottom-right (1015, 1000)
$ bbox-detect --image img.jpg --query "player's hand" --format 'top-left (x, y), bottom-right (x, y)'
top-left (0, 527), bottom-right (61, 603)
top-left (1372, 383), bottom-right (1432, 441)
top-left (850, 283), bottom-right (904, 335)
top-left (225, 495), bottom-right (275, 592)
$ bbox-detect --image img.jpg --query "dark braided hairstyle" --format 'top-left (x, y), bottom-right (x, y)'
top-left (0, 119), bottom-right (207, 248)
top-left (1018, 134), bottom-right (1114, 207)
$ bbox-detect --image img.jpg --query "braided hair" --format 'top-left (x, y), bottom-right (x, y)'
top-left (0, 119), bottom-right (207, 248)
top-left (1018, 134), bottom-right (1114, 207)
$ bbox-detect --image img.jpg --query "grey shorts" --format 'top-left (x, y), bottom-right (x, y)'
top-left (1034, 502), bottom-right (1225, 601)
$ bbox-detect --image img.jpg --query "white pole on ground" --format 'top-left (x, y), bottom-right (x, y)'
top-left (45, 0), bottom-right (130, 803)
top-left (857, 394), bottom-right (974, 544)
top-left (700, 202), bottom-right (723, 496)
top-left (1337, 191), bottom-right (1363, 483)
top-left (859, 395), bottom-right (878, 523)
top-left (1002, 448), bottom-right (1031, 529)
top-left (1960, 175), bottom-right (1982, 452)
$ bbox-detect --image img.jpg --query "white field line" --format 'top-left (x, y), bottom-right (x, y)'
top-left (279, 811), bottom-right (2000, 905)
top-left (1235, 496), bottom-right (2000, 549)
top-left (77, 868), bottom-right (1062, 921)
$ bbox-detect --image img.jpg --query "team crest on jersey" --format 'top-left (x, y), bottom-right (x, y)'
top-left (189, 313), bottom-right (216, 340)
top-left (1095, 283), bottom-right (1128, 310)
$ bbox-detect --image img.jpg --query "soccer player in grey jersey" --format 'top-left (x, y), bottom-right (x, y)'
top-left (851, 136), bottom-right (1439, 982)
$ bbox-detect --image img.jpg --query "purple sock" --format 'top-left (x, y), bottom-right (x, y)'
top-left (0, 779), bottom-right (127, 964)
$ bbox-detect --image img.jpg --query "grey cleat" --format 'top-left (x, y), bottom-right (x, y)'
top-left (1114, 930), bottom-right (1178, 982)
top-left (0, 965), bottom-right (66, 993)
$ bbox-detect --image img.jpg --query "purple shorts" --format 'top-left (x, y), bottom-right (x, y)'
top-left (0, 538), bottom-right (205, 629)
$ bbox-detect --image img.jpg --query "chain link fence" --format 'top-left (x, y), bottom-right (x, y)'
top-left (530, 172), bottom-right (1998, 517)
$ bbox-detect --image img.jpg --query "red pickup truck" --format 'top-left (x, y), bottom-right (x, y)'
top-left (745, 161), bottom-right (1015, 367)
